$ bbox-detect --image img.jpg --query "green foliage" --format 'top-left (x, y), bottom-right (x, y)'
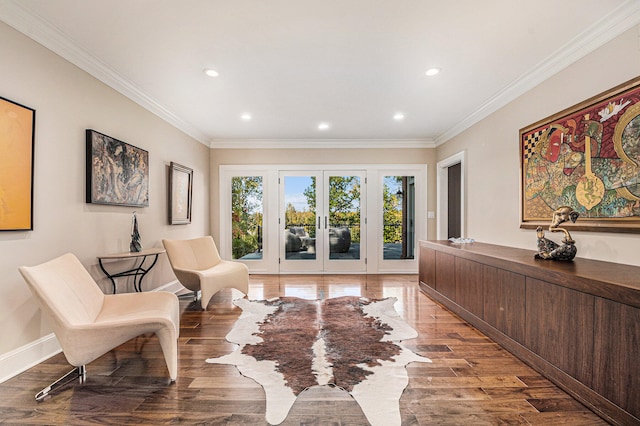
top-left (232, 235), bottom-right (259, 260)
top-left (231, 176), bottom-right (263, 259)
top-left (328, 176), bottom-right (361, 242)
top-left (383, 177), bottom-right (403, 243)
top-left (328, 176), bottom-right (360, 221)
top-left (285, 202), bottom-right (316, 238)
top-left (303, 179), bottom-right (317, 212)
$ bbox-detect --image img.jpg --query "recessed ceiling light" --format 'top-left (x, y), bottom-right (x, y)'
top-left (203, 68), bottom-right (219, 77)
top-left (240, 113), bottom-right (252, 121)
top-left (393, 113), bottom-right (405, 121)
top-left (425, 67), bottom-right (441, 76)
top-left (318, 122), bottom-right (330, 131)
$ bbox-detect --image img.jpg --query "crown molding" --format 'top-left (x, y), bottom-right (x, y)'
top-left (434, 0), bottom-right (640, 146)
top-left (0, 0), bottom-right (210, 145)
top-left (2, 0), bottom-right (638, 150)
top-left (209, 138), bottom-right (436, 149)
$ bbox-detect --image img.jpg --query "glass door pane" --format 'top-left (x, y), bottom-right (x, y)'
top-left (383, 176), bottom-right (415, 260)
top-left (324, 171), bottom-right (366, 272)
top-left (231, 176), bottom-right (263, 260)
top-left (328, 175), bottom-right (360, 260)
top-left (280, 172), bottom-right (323, 272)
top-left (284, 175), bottom-right (317, 260)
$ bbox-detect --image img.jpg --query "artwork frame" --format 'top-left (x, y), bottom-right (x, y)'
top-left (169, 161), bottom-right (193, 225)
top-left (520, 76), bottom-right (640, 234)
top-left (0, 96), bottom-right (36, 231)
top-left (86, 129), bottom-right (149, 207)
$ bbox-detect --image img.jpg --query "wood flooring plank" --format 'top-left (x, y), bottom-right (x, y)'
top-left (409, 375), bottom-right (527, 389)
top-left (521, 411), bottom-right (609, 425)
top-left (527, 397), bottom-right (593, 413)
top-left (402, 386), bottom-right (492, 401)
top-left (189, 375), bottom-right (262, 389)
top-left (414, 413), bottom-right (530, 425)
top-left (483, 386), bottom-right (575, 400)
top-left (405, 399), bottom-right (539, 414)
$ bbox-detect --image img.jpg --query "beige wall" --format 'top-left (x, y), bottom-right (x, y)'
top-left (0, 22), bottom-right (210, 356)
top-left (209, 148), bottom-right (437, 243)
top-left (437, 25), bottom-right (640, 266)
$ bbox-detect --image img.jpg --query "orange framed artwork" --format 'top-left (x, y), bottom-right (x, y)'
top-left (520, 76), bottom-right (640, 233)
top-left (0, 96), bottom-right (35, 231)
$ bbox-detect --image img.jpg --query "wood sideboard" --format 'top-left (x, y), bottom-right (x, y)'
top-left (418, 240), bottom-right (640, 426)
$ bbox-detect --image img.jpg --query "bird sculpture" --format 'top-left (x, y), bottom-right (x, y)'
top-left (535, 206), bottom-right (579, 261)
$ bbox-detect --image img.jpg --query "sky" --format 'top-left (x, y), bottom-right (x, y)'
top-left (284, 175), bottom-right (401, 212)
top-left (284, 176), bottom-right (314, 211)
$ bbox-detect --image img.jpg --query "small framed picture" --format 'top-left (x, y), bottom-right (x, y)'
top-left (169, 162), bottom-right (193, 224)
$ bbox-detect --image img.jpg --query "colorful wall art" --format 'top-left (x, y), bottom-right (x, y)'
top-left (521, 76), bottom-right (640, 233)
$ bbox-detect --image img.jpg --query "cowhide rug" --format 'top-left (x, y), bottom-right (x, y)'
top-left (206, 295), bottom-right (431, 425)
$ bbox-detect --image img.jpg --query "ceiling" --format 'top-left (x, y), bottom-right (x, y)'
top-left (1, 0), bottom-right (639, 148)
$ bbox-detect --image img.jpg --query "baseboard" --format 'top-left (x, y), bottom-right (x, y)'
top-left (0, 333), bottom-right (62, 384)
top-left (0, 280), bottom-right (184, 384)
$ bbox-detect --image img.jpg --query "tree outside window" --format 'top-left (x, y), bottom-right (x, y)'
top-left (231, 176), bottom-right (263, 259)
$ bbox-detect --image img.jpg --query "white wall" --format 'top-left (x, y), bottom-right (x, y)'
top-left (0, 22), bottom-right (210, 362)
top-left (437, 25), bottom-right (640, 266)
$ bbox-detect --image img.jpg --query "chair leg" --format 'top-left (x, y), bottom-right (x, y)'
top-left (177, 290), bottom-right (199, 302)
top-left (35, 365), bottom-right (86, 401)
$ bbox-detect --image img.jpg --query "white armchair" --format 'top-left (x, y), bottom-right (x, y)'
top-left (19, 253), bottom-right (179, 400)
top-left (162, 236), bottom-right (248, 310)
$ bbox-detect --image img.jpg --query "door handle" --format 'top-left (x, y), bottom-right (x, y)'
top-left (324, 216), bottom-right (328, 229)
top-left (317, 216), bottom-right (321, 229)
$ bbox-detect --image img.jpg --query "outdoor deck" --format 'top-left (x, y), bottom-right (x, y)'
top-left (242, 243), bottom-right (413, 261)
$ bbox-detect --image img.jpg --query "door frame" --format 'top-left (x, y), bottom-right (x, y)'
top-left (278, 170), bottom-right (324, 273)
top-left (219, 166), bottom-right (279, 273)
top-left (321, 170), bottom-right (367, 273)
top-left (278, 169), bottom-right (368, 273)
top-left (436, 151), bottom-right (466, 240)
top-left (374, 169), bottom-right (424, 273)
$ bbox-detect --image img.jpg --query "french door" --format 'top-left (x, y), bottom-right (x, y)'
top-left (220, 164), bottom-right (426, 274)
top-left (279, 170), bottom-right (366, 273)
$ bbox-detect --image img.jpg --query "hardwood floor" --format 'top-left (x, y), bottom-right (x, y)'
top-left (0, 275), bottom-right (607, 425)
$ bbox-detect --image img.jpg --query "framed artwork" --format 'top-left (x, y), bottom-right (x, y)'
top-left (0, 96), bottom-right (35, 231)
top-left (86, 129), bottom-right (149, 207)
top-left (520, 76), bottom-right (640, 233)
top-left (169, 161), bottom-right (193, 224)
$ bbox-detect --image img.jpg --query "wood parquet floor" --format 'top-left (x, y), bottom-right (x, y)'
top-left (0, 275), bottom-right (608, 425)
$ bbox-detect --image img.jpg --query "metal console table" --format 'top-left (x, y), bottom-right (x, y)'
top-left (97, 248), bottom-right (166, 294)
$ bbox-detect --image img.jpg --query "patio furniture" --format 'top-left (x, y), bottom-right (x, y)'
top-left (329, 226), bottom-right (351, 253)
